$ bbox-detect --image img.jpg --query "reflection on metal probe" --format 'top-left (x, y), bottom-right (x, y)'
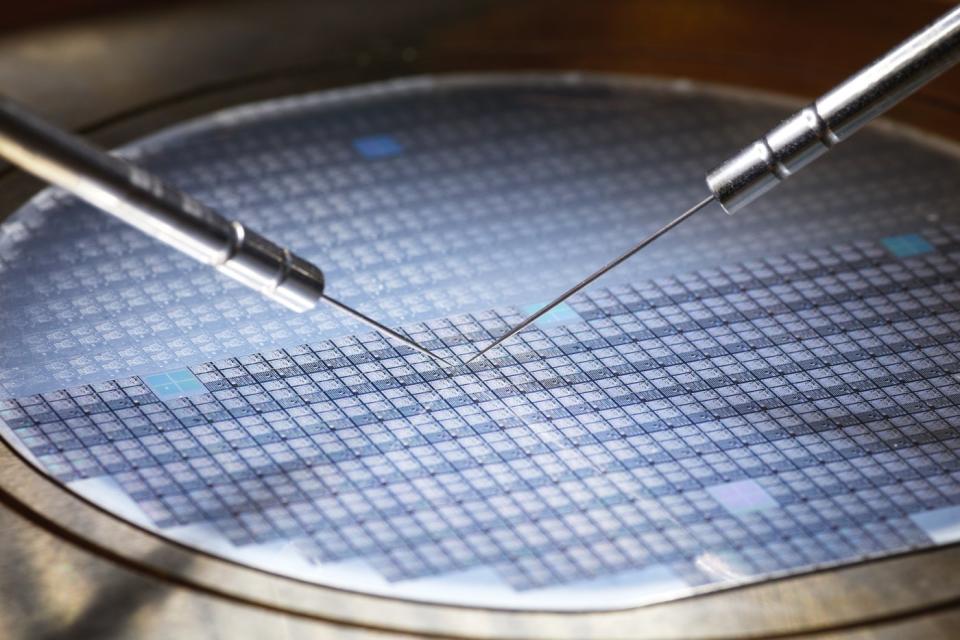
top-left (0, 97), bottom-right (449, 364)
top-left (468, 5), bottom-right (960, 363)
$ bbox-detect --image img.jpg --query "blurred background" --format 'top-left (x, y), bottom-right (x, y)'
top-left (0, 0), bottom-right (956, 141)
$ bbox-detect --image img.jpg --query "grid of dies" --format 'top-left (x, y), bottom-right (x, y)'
top-left (3, 233), bottom-right (960, 590)
top-left (3, 81), bottom-right (958, 400)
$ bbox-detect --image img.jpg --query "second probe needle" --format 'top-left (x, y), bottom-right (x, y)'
top-left (465, 5), bottom-right (960, 366)
top-left (322, 295), bottom-right (454, 366)
top-left (465, 195), bottom-right (716, 364)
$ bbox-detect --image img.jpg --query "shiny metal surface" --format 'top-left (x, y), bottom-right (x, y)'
top-left (0, 97), bottom-right (326, 312)
top-left (470, 5), bottom-right (960, 360)
top-left (706, 4), bottom-right (960, 213)
top-left (0, 96), bottom-right (443, 358)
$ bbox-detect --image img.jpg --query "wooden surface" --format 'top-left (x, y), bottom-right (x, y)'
top-left (0, 2), bottom-right (958, 638)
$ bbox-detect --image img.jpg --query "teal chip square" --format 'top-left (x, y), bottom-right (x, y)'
top-left (177, 380), bottom-right (204, 393)
top-left (144, 373), bottom-right (172, 386)
top-left (151, 382), bottom-right (180, 398)
top-left (520, 302), bottom-right (579, 327)
top-left (881, 233), bottom-right (934, 258)
top-left (169, 369), bottom-right (197, 383)
top-left (144, 368), bottom-right (205, 399)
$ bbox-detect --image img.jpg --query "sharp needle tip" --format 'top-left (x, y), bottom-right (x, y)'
top-left (464, 343), bottom-right (497, 365)
top-left (321, 294), bottom-right (452, 367)
top-left (461, 195), bottom-right (715, 358)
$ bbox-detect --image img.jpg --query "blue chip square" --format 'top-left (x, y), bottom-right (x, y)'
top-left (881, 233), bottom-right (934, 258)
top-left (353, 134), bottom-right (404, 159)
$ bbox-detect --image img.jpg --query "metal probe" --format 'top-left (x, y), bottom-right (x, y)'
top-left (0, 98), bottom-right (451, 366)
top-left (467, 4), bottom-right (960, 364)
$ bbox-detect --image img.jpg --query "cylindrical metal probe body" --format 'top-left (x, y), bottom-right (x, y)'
top-left (0, 98), bottom-right (325, 311)
top-left (707, 5), bottom-right (960, 213)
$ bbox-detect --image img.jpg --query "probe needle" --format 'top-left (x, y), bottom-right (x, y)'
top-left (465, 195), bottom-right (716, 364)
top-left (321, 295), bottom-right (453, 366)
